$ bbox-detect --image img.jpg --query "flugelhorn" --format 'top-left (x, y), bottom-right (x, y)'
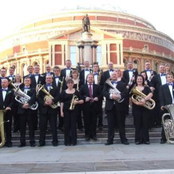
top-left (69, 94), bottom-right (78, 110)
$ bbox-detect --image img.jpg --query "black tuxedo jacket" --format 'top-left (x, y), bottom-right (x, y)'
top-left (123, 69), bottom-right (138, 85)
top-left (52, 76), bottom-right (62, 92)
top-left (17, 88), bottom-right (36, 114)
top-left (79, 69), bottom-right (93, 87)
top-left (144, 70), bottom-right (157, 80)
top-left (159, 84), bottom-right (173, 107)
top-left (100, 70), bottom-right (112, 88)
top-left (37, 84), bottom-right (60, 114)
top-left (80, 84), bottom-right (102, 111)
top-left (60, 68), bottom-right (75, 90)
top-left (151, 74), bottom-right (164, 101)
top-left (0, 88), bottom-right (14, 110)
top-left (30, 74), bottom-right (44, 88)
top-left (103, 81), bottom-right (128, 111)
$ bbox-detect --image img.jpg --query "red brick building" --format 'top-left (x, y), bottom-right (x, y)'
top-left (0, 9), bottom-right (173, 76)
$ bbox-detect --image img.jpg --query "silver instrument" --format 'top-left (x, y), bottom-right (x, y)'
top-left (162, 104), bottom-right (174, 144)
top-left (13, 87), bottom-right (38, 110)
top-left (105, 78), bottom-right (124, 103)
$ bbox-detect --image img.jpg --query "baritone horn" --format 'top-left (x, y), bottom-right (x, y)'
top-left (130, 87), bottom-right (155, 110)
top-left (162, 104), bottom-right (174, 144)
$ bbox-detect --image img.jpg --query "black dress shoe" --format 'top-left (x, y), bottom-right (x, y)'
top-left (122, 141), bottom-right (129, 145)
top-left (5, 142), bottom-right (12, 147)
top-left (160, 139), bottom-right (166, 144)
top-left (144, 141), bottom-right (150, 145)
top-left (18, 144), bottom-right (26, 148)
top-left (85, 137), bottom-right (90, 141)
top-left (92, 136), bottom-right (97, 141)
top-left (52, 142), bottom-right (58, 147)
top-left (105, 141), bottom-right (113, 145)
top-left (135, 141), bottom-right (142, 145)
top-left (38, 143), bottom-right (45, 147)
top-left (30, 143), bottom-right (36, 147)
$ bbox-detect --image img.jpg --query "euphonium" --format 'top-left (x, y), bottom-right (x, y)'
top-left (162, 104), bottom-right (174, 144)
top-left (37, 85), bottom-right (58, 109)
top-left (130, 87), bottom-right (155, 110)
top-left (13, 85), bottom-right (38, 110)
top-left (0, 110), bottom-right (6, 147)
top-left (105, 78), bottom-right (124, 103)
top-left (69, 94), bottom-right (78, 110)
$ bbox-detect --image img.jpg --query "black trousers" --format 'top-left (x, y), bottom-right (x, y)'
top-left (106, 106), bottom-right (127, 143)
top-left (76, 105), bottom-right (83, 129)
top-left (19, 110), bottom-right (35, 144)
top-left (39, 113), bottom-right (58, 144)
top-left (133, 107), bottom-right (150, 142)
top-left (83, 104), bottom-right (97, 138)
top-left (64, 110), bottom-right (77, 145)
top-left (58, 107), bottom-right (64, 129)
top-left (154, 101), bottom-right (162, 126)
top-left (97, 99), bottom-right (103, 126)
top-left (4, 110), bottom-right (12, 144)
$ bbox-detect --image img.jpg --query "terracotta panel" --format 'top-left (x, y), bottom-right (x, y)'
top-left (55, 45), bottom-right (62, 52)
top-left (110, 44), bottom-right (117, 51)
top-left (97, 16), bottom-right (116, 22)
top-left (55, 53), bottom-right (62, 65)
top-left (136, 22), bottom-right (147, 28)
top-left (123, 39), bottom-right (174, 56)
top-left (118, 18), bottom-right (134, 25)
top-left (110, 52), bottom-right (117, 64)
top-left (13, 45), bottom-right (20, 53)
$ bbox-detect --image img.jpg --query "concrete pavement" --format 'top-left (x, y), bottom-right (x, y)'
top-left (0, 143), bottom-right (174, 173)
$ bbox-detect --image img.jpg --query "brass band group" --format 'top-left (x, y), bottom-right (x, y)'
top-left (0, 60), bottom-right (173, 147)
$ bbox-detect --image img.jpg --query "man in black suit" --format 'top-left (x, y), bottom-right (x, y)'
top-left (53, 66), bottom-right (63, 131)
top-left (123, 61), bottom-right (138, 87)
top-left (93, 62), bottom-right (103, 129)
top-left (0, 67), bottom-right (7, 88)
top-left (42, 64), bottom-right (54, 83)
top-left (0, 78), bottom-right (14, 147)
top-left (100, 62), bottom-right (114, 88)
top-left (144, 61), bottom-right (157, 81)
top-left (37, 75), bottom-right (59, 146)
top-left (17, 77), bottom-right (37, 147)
top-left (80, 73), bottom-right (102, 141)
top-left (30, 64), bottom-right (44, 88)
top-left (151, 63), bottom-right (167, 127)
top-left (103, 71), bottom-right (129, 145)
top-left (123, 61), bottom-right (138, 115)
top-left (159, 73), bottom-right (174, 144)
top-left (23, 65), bottom-right (34, 80)
top-left (30, 64), bottom-right (44, 130)
top-left (79, 60), bottom-right (92, 87)
top-left (60, 60), bottom-right (74, 90)
top-left (8, 66), bottom-right (15, 83)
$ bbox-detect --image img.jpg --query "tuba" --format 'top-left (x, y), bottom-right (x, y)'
top-left (37, 85), bottom-right (58, 109)
top-left (69, 94), bottom-right (78, 110)
top-left (0, 110), bottom-right (5, 147)
top-left (130, 87), bottom-right (155, 110)
top-left (162, 104), bottom-right (174, 144)
top-left (105, 78), bottom-right (124, 103)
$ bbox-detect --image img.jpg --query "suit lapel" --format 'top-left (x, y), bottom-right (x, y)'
top-left (165, 84), bottom-right (172, 102)
top-left (157, 74), bottom-right (162, 85)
